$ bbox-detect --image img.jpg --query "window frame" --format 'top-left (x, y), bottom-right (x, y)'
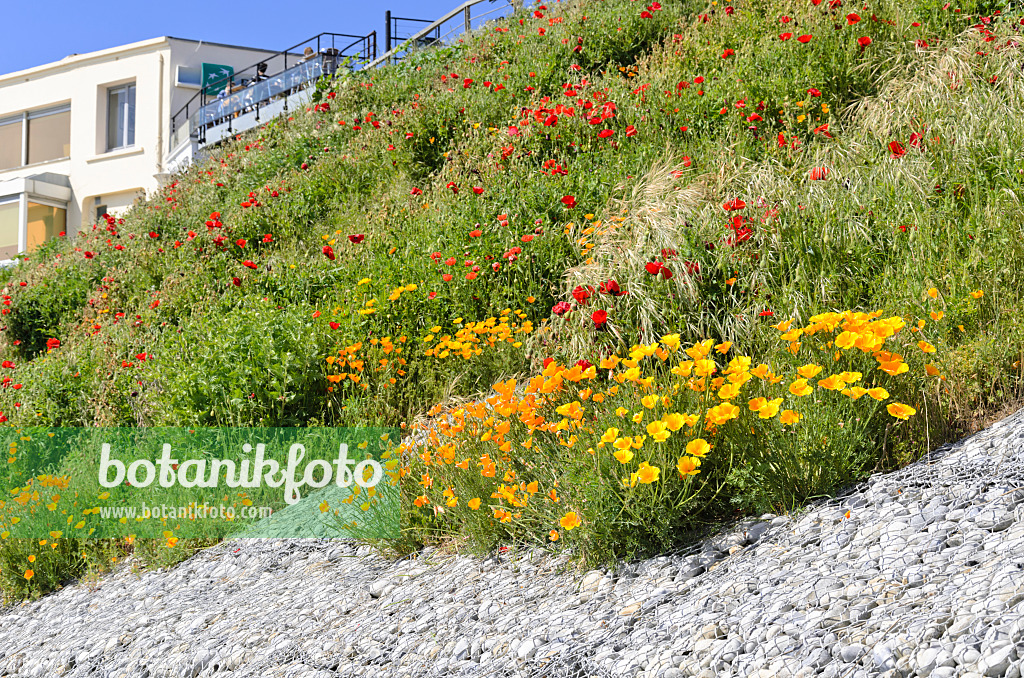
top-left (106, 83), bottom-right (137, 152)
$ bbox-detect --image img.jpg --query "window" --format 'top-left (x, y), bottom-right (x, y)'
top-left (27, 107), bottom-right (71, 164)
top-left (107, 83), bottom-right (136, 151)
top-left (26, 202), bottom-right (65, 252)
top-left (0, 202), bottom-right (18, 260)
top-left (0, 117), bottom-right (21, 171)
top-left (0, 104), bottom-right (70, 170)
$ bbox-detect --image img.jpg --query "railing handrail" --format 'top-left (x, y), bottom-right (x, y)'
top-left (365, 0), bottom-right (514, 69)
top-left (171, 31), bottom-right (376, 129)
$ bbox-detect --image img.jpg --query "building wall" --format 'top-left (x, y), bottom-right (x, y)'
top-left (0, 38), bottom-right (282, 236)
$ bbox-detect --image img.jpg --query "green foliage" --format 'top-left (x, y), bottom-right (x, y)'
top-left (8, 264), bottom-right (93, 355)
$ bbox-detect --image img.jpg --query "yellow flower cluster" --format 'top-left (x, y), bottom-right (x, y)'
top-left (422, 312), bottom-right (532, 361)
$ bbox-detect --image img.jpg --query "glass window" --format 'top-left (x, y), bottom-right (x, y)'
top-left (0, 202), bottom-right (19, 260)
top-left (26, 203), bottom-right (65, 252)
top-left (27, 109), bottom-right (70, 164)
top-left (107, 83), bottom-right (136, 151)
top-left (0, 118), bottom-right (22, 171)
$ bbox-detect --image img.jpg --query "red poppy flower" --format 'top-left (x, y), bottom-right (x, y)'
top-left (243, 260), bottom-right (257, 269)
top-left (592, 310), bottom-right (608, 328)
top-left (329, 322), bottom-right (340, 330)
top-left (236, 239), bottom-right (247, 248)
top-left (797, 35), bottom-right (812, 43)
top-left (463, 78), bottom-right (473, 88)
top-left (561, 196), bottom-right (577, 208)
top-left (759, 310), bottom-right (775, 317)
top-left (442, 273), bottom-right (453, 282)
top-left (46, 338), bottom-right (60, 351)
top-left (598, 129), bottom-right (614, 138)
top-left (723, 198), bottom-right (747, 211)
top-left (625, 125), bottom-right (638, 137)
top-left (889, 141), bottom-right (906, 158)
top-left (521, 234), bottom-right (535, 243)
top-left (232, 277), bottom-right (241, 287)
top-left (465, 271), bottom-right (478, 280)
top-left (572, 285), bottom-right (593, 305)
top-left (600, 279), bottom-right (623, 296)
top-left (809, 167), bottom-right (830, 180)
top-left (645, 262), bottom-right (663, 276)
top-left (721, 49), bottom-right (734, 58)
top-left (543, 114), bottom-right (559, 127)
top-left (779, 32), bottom-right (793, 40)
top-left (469, 229), bottom-right (482, 238)
top-left (684, 261), bottom-right (700, 275)
top-left (909, 131), bottom-right (923, 148)
top-left (410, 187), bottom-right (423, 195)
top-left (322, 245), bottom-right (336, 260)
top-left (552, 301), bottom-right (572, 316)
top-left (348, 234), bottom-right (365, 244)
top-left (682, 157), bottom-right (692, 167)
top-left (149, 231), bottom-right (160, 239)
top-left (858, 36), bottom-right (872, 48)
top-left (472, 187), bottom-right (484, 195)
top-left (847, 12), bottom-right (861, 24)
top-left (807, 88), bottom-right (822, 97)
top-left (262, 234), bottom-right (273, 243)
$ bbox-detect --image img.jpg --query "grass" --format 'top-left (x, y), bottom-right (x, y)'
top-left (0, 0), bottom-right (1023, 599)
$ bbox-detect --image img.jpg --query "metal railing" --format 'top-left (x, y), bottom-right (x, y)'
top-left (169, 32), bottom-right (376, 152)
top-left (367, 0), bottom-right (524, 68)
top-left (167, 1), bottom-right (531, 156)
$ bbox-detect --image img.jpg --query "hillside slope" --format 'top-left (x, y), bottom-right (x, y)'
top-left (1, 0), bottom-right (1023, 599)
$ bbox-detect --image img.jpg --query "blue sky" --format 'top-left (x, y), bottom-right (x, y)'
top-left (0, 0), bottom-right (493, 75)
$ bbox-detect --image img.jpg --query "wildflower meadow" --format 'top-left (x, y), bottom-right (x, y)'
top-left (1, 0), bottom-right (1022, 600)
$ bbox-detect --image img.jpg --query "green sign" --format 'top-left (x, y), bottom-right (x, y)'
top-left (201, 63), bottom-right (235, 95)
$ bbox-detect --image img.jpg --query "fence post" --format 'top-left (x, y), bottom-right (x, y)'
top-left (464, 6), bottom-right (471, 34)
top-left (385, 11), bottom-right (391, 63)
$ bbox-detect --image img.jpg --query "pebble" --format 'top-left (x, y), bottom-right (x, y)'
top-left (4, 410), bottom-right (1024, 676)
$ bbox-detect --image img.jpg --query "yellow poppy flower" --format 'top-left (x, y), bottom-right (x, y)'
top-left (887, 402), bottom-right (916, 420)
top-left (677, 456), bottom-right (701, 477)
top-left (796, 364), bottom-right (823, 379)
top-left (779, 410), bottom-right (801, 425)
top-left (634, 462), bottom-right (660, 484)
top-left (559, 511), bottom-right (581, 530)
top-left (686, 438), bottom-right (711, 458)
top-left (613, 448), bottom-right (634, 464)
top-left (789, 379), bottom-right (813, 397)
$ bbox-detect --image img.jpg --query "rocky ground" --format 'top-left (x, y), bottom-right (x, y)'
top-left (3, 408), bottom-right (1024, 677)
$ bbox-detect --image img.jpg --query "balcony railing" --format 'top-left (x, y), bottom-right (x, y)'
top-left (167, 2), bottom-right (529, 159)
top-left (169, 32), bottom-right (376, 153)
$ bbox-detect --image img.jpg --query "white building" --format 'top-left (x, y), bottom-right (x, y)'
top-left (0, 36), bottom-right (331, 261)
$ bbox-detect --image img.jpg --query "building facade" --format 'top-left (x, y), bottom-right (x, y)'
top-left (0, 37), bottom-right (283, 261)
